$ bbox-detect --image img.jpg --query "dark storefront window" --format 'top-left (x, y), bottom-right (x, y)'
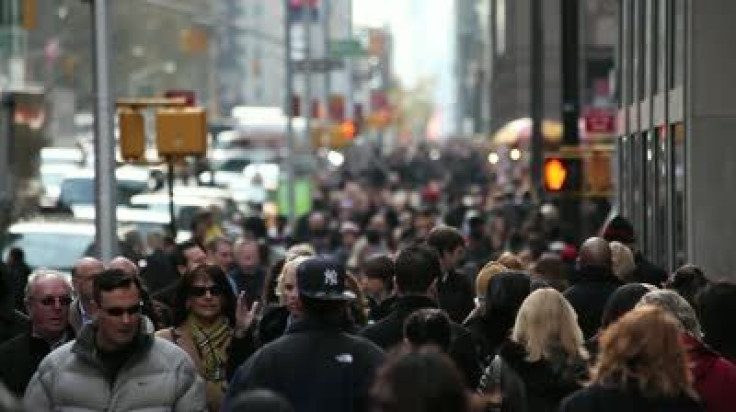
top-left (646, 131), bottom-right (658, 263)
top-left (672, 123), bottom-right (686, 266)
top-left (619, 135), bottom-right (630, 215)
top-left (657, 127), bottom-right (669, 269)
top-left (632, 133), bottom-right (645, 253)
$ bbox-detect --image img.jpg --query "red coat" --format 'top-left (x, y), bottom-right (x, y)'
top-left (682, 333), bottom-right (736, 412)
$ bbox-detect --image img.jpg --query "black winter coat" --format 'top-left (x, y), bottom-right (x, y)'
top-left (0, 310), bottom-right (28, 346)
top-left (560, 383), bottom-right (704, 412)
top-left (360, 295), bottom-right (481, 388)
top-left (224, 315), bottom-right (384, 412)
top-left (480, 340), bottom-right (587, 412)
top-left (563, 266), bottom-right (622, 339)
top-left (0, 330), bottom-right (73, 396)
top-left (437, 270), bottom-right (475, 324)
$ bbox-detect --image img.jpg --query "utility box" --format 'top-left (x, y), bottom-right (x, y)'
top-left (155, 107), bottom-right (207, 157)
top-left (118, 108), bottom-right (145, 160)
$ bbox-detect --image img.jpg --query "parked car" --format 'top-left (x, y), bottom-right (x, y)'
top-left (57, 165), bottom-right (153, 209)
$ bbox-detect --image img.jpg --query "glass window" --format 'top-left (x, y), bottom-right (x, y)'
top-left (657, 127), bottom-right (669, 269)
top-left (672, 123), bottom-right (686, 266)
top-left (632, 133), bottom-right (644, 251)
top-left (4, 232), bottom-right (94, 272)
top-left (646, 131), bottom-right (658, 263)
top-left (618, 136), bottom-right (629, 215)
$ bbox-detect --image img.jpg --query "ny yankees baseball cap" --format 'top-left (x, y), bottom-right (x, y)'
top-left (296, 257), bottom-right (356, 301)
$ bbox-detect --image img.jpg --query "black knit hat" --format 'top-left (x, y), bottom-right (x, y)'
top-left (602, 215), bottom-right (635, 244)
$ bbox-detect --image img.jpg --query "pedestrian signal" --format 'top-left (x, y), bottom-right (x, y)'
top-left (340, 120), bottom-right (356, 139)
top-left (118, 108), bottom-right (145, 160)
top-left (543, 155), bottom-right (582, 193)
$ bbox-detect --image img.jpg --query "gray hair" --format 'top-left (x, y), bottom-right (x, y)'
top-left (638, 289), bottom-right (702, 338)
top-left (24, 269), bottom-right (73, 301)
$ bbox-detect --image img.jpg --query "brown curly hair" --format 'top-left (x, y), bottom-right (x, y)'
top-left (592, 306), bottom-right (695, 398)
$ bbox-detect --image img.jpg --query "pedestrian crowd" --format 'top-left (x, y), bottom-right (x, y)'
top-left (1, 148), bottom-right (736, 412)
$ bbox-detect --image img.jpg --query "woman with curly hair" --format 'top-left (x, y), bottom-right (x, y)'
top-left (560, 306), bottom-right (704, 411)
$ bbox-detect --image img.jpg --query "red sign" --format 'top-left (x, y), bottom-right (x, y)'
top-left (165, 89), bottom-right (195, 106)
top-left (584, 108), bottom-right (616, 134)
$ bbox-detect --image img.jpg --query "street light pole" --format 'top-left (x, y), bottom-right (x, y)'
top-left (284, 0), bottom-right (296, 228)
top-left (90, 0), bottom-right (117, 261)
top-left (321, 0), bottom-right (331, 151)
top-left (530, 0), bottom-right (544, 204)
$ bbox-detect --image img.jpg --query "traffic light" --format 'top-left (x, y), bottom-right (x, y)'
top-left (118, 108), bottom-right (145, 161)
top-left (22, 0), bottom-right (37, 30)
top-left (156, 107), bottom-right (207, 157)
top-left (543, 155), bottom-right (582, 194)
top-left (339, 120), bottom-right (356, 140)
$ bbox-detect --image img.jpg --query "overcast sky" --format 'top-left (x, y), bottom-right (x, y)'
top-left (353, 0), bottom-right (456, 137)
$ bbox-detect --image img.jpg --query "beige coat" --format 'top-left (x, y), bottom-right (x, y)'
top-left (157, 325), bottom-right (231, 412)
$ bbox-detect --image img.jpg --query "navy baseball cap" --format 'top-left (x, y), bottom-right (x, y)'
top-left (296, 257), bottom-right (356, 301)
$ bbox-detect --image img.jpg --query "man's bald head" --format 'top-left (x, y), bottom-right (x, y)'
top-left (578, 237), bottom-right (612, 269)
top-left (108, 256), bottom-right (139, 276)
top-left (72, 257), bottom-right (105, 302)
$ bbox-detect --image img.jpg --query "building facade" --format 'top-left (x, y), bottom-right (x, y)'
top-left (616, 0), bottom-right (736, 280)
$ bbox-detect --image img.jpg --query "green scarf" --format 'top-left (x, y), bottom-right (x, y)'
top-left (186, 316), bottom-right (231, 382)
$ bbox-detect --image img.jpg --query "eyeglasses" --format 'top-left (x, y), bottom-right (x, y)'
top-left (36, 295), bottom-right (73, 306)
top-left (102, 303), bottom-right (143, 317)
top-left (190, 285), bottom-right (224, 297)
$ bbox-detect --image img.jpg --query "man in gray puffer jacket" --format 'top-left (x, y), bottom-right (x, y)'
top-left (24, 269), bottom-right (206, 411)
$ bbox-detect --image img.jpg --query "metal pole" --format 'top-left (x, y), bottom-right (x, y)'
top-left (345, 0), bottom-right (354, 121)
top-left (530, 0), bottom-right (544, 203)
top-left (0, 93), bottom-right (13, 233)
top-left (167, 158), bottom-right (177, 238)
top-left (284, 0), bottom-right (296, 228)
top-left (321, 0), bottom-right (331, 151)
top-left (91, 0), bottom-right (117, 260)
top-left (302, 0), bottom-right (312, 158)
top-left (561, 0), bottom-right (581, 243)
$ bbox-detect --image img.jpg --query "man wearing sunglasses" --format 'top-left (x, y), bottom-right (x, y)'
top-left (0, 270), bottom-right (74, 397)
top-left (24, 269), bottom-right (206, 411)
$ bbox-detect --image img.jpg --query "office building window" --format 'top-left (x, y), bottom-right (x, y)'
top-left (672, 123), bottom-right (686, 266)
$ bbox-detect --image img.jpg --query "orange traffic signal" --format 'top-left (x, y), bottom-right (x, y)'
top-left (543, 156), bottom-right (582, 193)
top-left (339, 120), bottom-right (356, 139)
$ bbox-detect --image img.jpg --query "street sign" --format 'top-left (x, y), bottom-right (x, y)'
top-left (329, 39), bottom-right (365, 58)
top-left (293, 58), bottom-right (344, 73)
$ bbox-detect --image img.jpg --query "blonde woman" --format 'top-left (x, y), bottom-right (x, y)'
top-left (560, 306), bottom-right (703, 412)
top-left (257, 255), bottom-right (311, 344)
top-left (479, 288), bottom-right (589, 412)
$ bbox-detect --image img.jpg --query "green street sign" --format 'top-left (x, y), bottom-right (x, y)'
top-left (329, 39), bottom-right (365, 59)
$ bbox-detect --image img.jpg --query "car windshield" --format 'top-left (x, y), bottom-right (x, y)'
top-left (5, 232), bottom-right (94, 271)
top-left (41, 172), bottom-right (66, 189)
top-left (212, 158), bottom-right (251, 173)
top-left (60, 178), bottom-right (148, 206)
top-left (59, 178), bottom-right (95, 205)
